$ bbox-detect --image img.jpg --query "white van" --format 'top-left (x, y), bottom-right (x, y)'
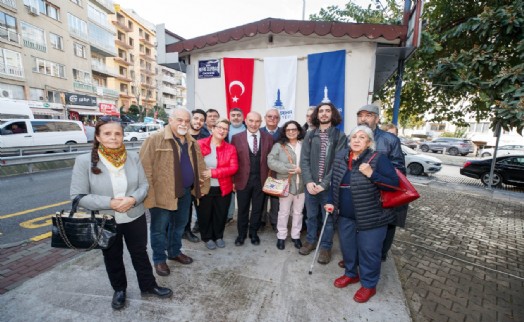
top-left (123, 123), bottom-right (162, 141)
top-left (0, 98), bottom-right (34, 119)
top-left (0, 119), bottom-right (87, 148)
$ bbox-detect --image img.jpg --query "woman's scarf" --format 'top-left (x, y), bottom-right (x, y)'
top-left (98, 143), bottom-right (127, 169)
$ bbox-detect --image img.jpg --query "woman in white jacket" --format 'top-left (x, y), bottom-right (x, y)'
top-left (267, 120), bottom-right (305, 250)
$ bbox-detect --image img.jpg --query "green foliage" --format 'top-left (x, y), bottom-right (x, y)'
top-left (127, 105), bottom-right (140, 117)
top-left (311, 0), bottom-right (524, 134)
top-left (439, 131), bottom-right (456, 138)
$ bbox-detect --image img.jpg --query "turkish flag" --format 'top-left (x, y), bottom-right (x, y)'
top-left (223, 58), bottom-right (254, 116)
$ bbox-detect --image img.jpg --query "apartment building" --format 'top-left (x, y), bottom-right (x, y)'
top-left (0, 0), bottom-right (119, 121)
top-left (156, 25), bottom-right (185, 112)
top-left (107, 4), bottom-right (157, 114)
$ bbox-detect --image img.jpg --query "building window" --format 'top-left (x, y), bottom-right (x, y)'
top-left (120, 83), bottom-right (128, 93)
top-left (0, 83), bottom-right (24, 99)
top-left (429, 123), bottom-right (446, 132)
top-left (119, 66), bottom-right (127, 76)
top-left (72, 68), bottom-right (90, 83)
top-left (73, 42), bottom-right (87, 58)
top-left (21, 22), bottom-right (47, 52)
top-left (70, 0), bottom-right (81, 6)
top-left (41, 1), bottom-right (60, 21)
top-left (67, 13), bottom-right (88, 40)
top-left (129, 54), bottom-right (134, 63)
top-left (34, 57), bottom-right (65, 78)
top-left (29, 87), bottom-right (45, 101)
top-left (129, 37), bottom-right (134, 47)
top-left (49, 33), bottom-right (63, 50)
top-left (0, 11), bottom-right (19, 44)
top-left (127, 21), bottom-right (133, 30)
top-left (47, 90), bottom-right (61, 103)
top-left (0, 48), bottom-right (24, 77)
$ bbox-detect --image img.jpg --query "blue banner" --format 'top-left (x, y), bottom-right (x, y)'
top-left (307, 50), bottom-right (346, 130)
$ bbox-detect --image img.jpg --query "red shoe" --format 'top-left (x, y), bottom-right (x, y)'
top-left (353, 287), bottom-right (376, 303)
top-left (334, 275), bottom-right (360, 288)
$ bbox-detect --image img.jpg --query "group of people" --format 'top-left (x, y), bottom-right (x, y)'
top-left (69, 101), bottom-right (407, 310)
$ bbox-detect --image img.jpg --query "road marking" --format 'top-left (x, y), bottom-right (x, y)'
top-left (31, 231), bottom-right (51, 241)
top-left (0, 201), bottom-right (69, 220)
top-left (20, 214), bottom-right (53, 229)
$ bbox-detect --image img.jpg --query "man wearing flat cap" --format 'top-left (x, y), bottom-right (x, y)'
top-left (356, 104), bottom-right (406, 262)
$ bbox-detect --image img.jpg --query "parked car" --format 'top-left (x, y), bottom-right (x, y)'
top-left (460, 155), bottom-right (524, 187)
top-left (399, 136), bottom-right (418, 149)
top-left (402, 145), bottom-right (442, 175)
top-left (0, 119), bottom-right (87, 148)
top-left (419, 137), bottom-right (474, 156)
top-left (123, 123), bottom-right (162, 141)
top-left (478, 145), bottom-right (524, 157)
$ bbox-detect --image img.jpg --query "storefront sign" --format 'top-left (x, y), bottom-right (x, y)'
top-left (198, 60), bottom-right (221, 79)
top-left (99, 103), bottom-right (119, 116)
top-left (65, 93), bottom-right (97, 106)
top-left (27, 101), bottom-right (63, 109)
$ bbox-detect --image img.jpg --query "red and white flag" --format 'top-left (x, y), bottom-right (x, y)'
top-left (223, 58), bottom-right (254, 116)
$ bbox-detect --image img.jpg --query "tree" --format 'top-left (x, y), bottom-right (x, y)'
top-left (311, 0), bottom-right (524, 134)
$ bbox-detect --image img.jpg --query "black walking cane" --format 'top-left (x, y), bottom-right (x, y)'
top-left (308, 210), bottom-right (332, 275)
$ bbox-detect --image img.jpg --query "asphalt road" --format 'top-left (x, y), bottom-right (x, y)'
top-left (0, 169), bottom-right (72, 245)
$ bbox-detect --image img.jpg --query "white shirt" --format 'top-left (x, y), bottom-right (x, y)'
top-left (98, 153), bottom-right (134, 224)
top-left (246, 130), bottom-right (261, 153)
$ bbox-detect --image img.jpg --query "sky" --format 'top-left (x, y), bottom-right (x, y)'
top-left (118, 0), bottom-right (374, 39)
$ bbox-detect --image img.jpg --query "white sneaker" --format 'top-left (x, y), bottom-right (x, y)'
top-left (206, 240), bottom-right (217, 250)
top-left (215, 239), bottom-right (225, 248)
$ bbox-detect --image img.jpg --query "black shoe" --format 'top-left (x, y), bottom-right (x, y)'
top-left (249, 233), bottom-right (260, 245)
top-left (142, 286), bottom-right (173, 298)
top-left (292, 238), bottom-right (302, 249)
top-left (276, 239), bottom-right (285, 250)
top-left (111, 290), bottom-right (126, 310)
top-left (192, 222), bottom-right (200, 234)
top-left (182, 230), bottom-right (200, 243)
top-left (235, 236), bottom-right (245, 246)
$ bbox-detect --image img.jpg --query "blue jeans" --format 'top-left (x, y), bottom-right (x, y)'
top-left (304, 190), bottom-right (333, 250)
top-left (149, 187), bottom-right (192, 264)
top-left (338, 216), bottom-right (387, 289)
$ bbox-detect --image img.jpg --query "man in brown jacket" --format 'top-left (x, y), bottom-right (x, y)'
top-left (140, 107), bottom-right (209, 276)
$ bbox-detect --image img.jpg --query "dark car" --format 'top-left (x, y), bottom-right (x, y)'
top-left (460, 155), bottom-right (524, 187)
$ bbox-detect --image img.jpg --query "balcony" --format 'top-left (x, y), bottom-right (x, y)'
top-left (140, 67), bottom-right (156, 76)
top-left (161, 73), bottom-right (176, 84)
top-left (114, 56), bottom-right (133, 66)
top-left (90, 0), bottom-right (115, 14)
top-left (139, 52), bottom-right (155, 62)
top-left (69, 28), bottom-right (89, 42)
top-left (73, 81), bottom-right (95, 92)
top-left (0, 0), bottom-right (17, 10)
top-left (115, 73), bottom-right (132, 82)
top-left (119, 91), bottom-right (134, 99)
top-left (141, 82), bottom-right (155, 89)
top-left (115, 38), bottom-right (133, 49)
top-left (22, 38), bottom-right (47, 52)
top-left (112, 19), bottom-right (132, 32)
top-left (142, 97), bottom-right (156, 103)
top-left (0, 63), bottom-right (24, 78)
top-left (91, 60), bottom-right (118, 77)
top-left (139, 37), bottom-right (155, 47)
top-left (0, 26), bottom-right (20, 45)
top-left (89, 40), bottom-right (117, 57)
top-left (96, 86), bottom-right (119, 98)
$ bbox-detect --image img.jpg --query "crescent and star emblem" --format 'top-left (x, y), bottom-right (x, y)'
top-left (229, 80), bottom-right (245, 103)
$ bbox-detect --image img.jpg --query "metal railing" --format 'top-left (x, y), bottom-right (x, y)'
top-left (0, 0), bottom-right (17, 9)
top-left (0, 142), bottom-right (143, 173)
top-left (0, 25), bottom-right (21, 44)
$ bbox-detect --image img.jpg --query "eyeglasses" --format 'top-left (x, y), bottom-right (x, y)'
top-left (285, 128), bottom-right (298, 133)
top-left (214, 126), bottom-right (229, 132)
top-left (266, 115), bottom-right (279, 119)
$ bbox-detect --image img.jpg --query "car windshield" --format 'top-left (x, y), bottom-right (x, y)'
top-left (402, 145), bottom-right (418, 155)
top-left (124, 125), bottom-right (142, 132)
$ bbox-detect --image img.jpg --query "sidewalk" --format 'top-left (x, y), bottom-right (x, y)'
top-left (0, 222), bottom-right (411, 321)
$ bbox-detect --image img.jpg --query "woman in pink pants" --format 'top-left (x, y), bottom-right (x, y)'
top-left (267, 120), bottom-right (305, 250)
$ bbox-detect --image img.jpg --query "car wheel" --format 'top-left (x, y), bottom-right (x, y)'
top-left (480, 172), bottom-right (502, 187)
top-left (481, 152), bottom-right (491, 157)
top-left (408, 163), bottom-right (424, 176)
top-left (420, 145), bottom-right (429, 152)
top-left (448, 147), bottom-right (459, 156)
top-left (130, 137), bottom-right (138, 141)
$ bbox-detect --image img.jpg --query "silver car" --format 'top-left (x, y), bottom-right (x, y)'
top-left (419, 137), bottom-right (474, 156)
top-left (479, 144), bottom-right (524, 157)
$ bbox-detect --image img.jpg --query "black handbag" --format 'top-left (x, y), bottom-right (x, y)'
top-left (51, 194), bottom-right (117, 251)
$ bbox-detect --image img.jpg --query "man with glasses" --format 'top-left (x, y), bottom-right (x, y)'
top-left (140, 107), bottom-right (210, 276)
top-left (231, 112), bottom-right (274, 246)
top-left (260, 108), bottom-right (282, 232)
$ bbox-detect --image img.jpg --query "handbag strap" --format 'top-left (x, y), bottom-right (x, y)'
top-left (69, 194), bottom-right (87, 217)
top-left (282, 145), bottom-right (294, 182)
top-left (366, 152), bottom-right (405, 192)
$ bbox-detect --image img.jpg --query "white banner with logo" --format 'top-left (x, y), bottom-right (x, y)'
top-left (264, 56), bottom-right (297, 126)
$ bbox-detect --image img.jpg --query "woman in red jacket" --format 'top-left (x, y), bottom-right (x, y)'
top-left (197, 119), bottom-right (239, 249)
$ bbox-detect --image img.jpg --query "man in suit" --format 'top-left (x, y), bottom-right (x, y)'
top-left (231, 111), bottom-right (273, 246)
top-left (260, 108), bottom-right (282, 231)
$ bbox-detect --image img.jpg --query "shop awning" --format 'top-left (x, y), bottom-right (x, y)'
top-left (69, 108), bottom-right (104, 116)
top-left (30, 108), bottom-right (64, 117)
